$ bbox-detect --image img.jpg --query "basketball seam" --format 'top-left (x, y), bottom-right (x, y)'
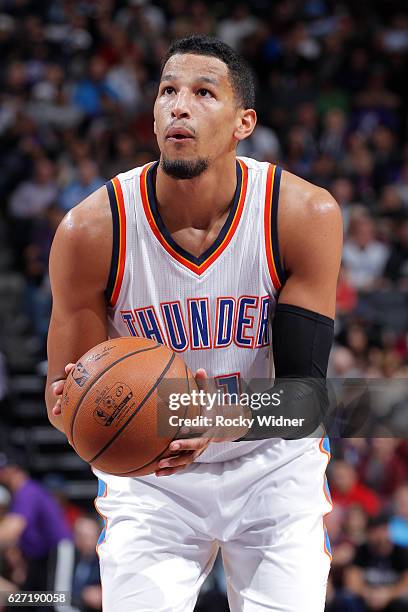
top-left (69, 342), bottom-right (161, 447)
top-left (88, 352), bottom-right (176, 464)
top-left (112, 362), bottom-right (194, 475)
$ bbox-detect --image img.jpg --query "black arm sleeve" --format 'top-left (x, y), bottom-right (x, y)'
top-left (235, 303), bottom-right (334, 440)
top-left (273, 304), bottom-right (334, 378)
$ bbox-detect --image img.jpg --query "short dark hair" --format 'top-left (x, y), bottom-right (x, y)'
top-left (161, 34), bottom-right (255, 109)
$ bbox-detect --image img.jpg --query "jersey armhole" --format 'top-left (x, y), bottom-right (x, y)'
top-left (264, 164), bottom-right (286, 291)
top-left (104, 178), bottom-right (126, 307)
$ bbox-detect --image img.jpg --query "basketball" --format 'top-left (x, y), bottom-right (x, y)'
top-left (60, 337), bottom-right (199, 476)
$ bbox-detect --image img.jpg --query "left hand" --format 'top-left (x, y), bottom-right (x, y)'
top-left (155, 369), bottom-right (250, 477)
top-left (155, 369), bottom-right (211, 477)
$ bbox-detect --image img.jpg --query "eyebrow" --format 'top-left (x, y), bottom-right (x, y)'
top-left (160, 73), bottom-right (220, 87)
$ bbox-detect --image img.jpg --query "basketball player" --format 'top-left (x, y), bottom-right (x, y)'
top-left (46, 35), bottom-right (342, 611)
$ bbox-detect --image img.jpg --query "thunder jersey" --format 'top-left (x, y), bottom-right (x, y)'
top-left (104, 156), bottom-right (285, 462)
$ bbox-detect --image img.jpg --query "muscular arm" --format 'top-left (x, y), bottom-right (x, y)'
top-left (236, 173), bottom-right (342, 441)
top-left (45, 187), bottom-right (112, 432)
top-left (278, 171), bottom-right (343, 317)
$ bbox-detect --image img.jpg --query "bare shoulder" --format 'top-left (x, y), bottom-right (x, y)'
top-left (276, 171), bottom-right (343, 316)
top-left (278, 169), bottom-right (343, 274)
top-left (280, 169), bottom-right (341, 225)
top-left (56, 185), bottom-right (111, 245)
top-left (50, 185), bottom-right (111, 292)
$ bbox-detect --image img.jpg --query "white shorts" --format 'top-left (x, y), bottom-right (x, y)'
top-left (94, 437), bottom-right (332, 612)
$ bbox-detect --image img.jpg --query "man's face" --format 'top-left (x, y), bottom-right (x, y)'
top-left (368, 524), bottom-right (391, 554)
top-left (154, 53), bottom-right (244, 179)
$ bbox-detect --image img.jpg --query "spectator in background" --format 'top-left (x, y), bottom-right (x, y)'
top-left (22, 204), bottom-right (64, 356)
top-left (29, 63), bottom-right (83, 130)
top-left (237, 123), bottom-right (280, 162)
top-left (106, 46), bottom-right (144, 114)
top-left (390, 485), bottom-right (408, 549)
top-left (104, 132), bottom-right (138, 178)
top-left (43, 474), bottom-right (84, 531)
top-left (342, 211), bottom-right (389, 290)
top-left (216, 3), bottom-right (259, 50)
top-left (328, 346), bottom-right (361, 378)
top-left (378, 186), bottom-right (405, 245)
top-left (0, 450), bottom-right (71, 598)
top-left (336, 265), bottom-right (358, 318)
top-left (395, 162), bottom-right (408, 207)
top-left (8, 157), bottom-right (57, 221)
top-left (372, 126), bottom-right (400, 193)
top-left (319, 108), bottom-right (347, 162)
top-left (329, 460), bottom-right (381, 517)
top-left (72, 56), bottom-right (118, 119)
top-left (331, 177), bottom-right (356, 234)
top-left (59, 159), bottom-right (105, 212)
top-left (7, 157), bottom-right (58, 269)
top-left (71, 517), bottom-right (102, 612)
top-left (344, 514), bottom-right (408, 611)
top-left (360, 439), bottom-right (408, 500)
top-left (383, 214), bottom-right (408, 289)
top-left (0, 352), bottom-right (9, 421)
top-left (0, 486), bottom-right (10, 521)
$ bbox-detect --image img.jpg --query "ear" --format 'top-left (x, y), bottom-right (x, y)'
top-left (233, 109), bottom-right (257, 142)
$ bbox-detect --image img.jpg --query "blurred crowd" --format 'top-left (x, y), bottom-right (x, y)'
top-left (0, 452), bottom-right (102, 612)
top-left (0, 0), bottom-right (407, 610)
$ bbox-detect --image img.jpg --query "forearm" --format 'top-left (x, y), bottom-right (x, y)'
top-left (236, 304), bottom-right (334, 441)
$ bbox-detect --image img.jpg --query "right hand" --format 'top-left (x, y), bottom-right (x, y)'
top-left (51, 363), bottom-right (75, 416)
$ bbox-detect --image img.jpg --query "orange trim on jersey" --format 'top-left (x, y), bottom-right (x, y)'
top-left (264, 164), bottom-right (282, 290)
top-left (319, 434), bottom-right (333, 562)
top-left (94, 481), bottom-right (109, 554)
top-left (110, 177), bottom-right (126, 307)
top-left (140, 160), bottom-right (248, 276)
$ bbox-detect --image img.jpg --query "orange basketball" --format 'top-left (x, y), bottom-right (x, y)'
top-left (61, 337), bottom-right (199, 476)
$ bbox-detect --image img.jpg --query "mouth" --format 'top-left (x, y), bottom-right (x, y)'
top-left (165, 127), bottom-right (195, 142)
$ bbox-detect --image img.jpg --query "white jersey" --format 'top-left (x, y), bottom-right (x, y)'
top-left (105, 156), bottom-right (286, 462)
top-left (94, 159), bottom-right (332, 612)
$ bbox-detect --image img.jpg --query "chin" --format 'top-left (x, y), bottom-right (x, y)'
top-left (161, 156), bottom-right (209, 180)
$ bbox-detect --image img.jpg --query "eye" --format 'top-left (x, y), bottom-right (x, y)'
top-left (197, 88), bottom-right (212, 97)
top-left (162, 86), bottom-right (175, 95)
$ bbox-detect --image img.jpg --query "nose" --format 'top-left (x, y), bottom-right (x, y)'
top-left (171, 89), bottom-right (192, 120)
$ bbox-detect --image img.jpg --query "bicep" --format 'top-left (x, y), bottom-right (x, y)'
top-left (278, 190), bottom-right (343, 318)
top-left (47, 292), bottom-right (108, 384)
top-left (46, 194), bottom-right (111, 400)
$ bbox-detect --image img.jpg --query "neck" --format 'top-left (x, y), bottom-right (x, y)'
top-left (155, 153), bottom-right (238, 230)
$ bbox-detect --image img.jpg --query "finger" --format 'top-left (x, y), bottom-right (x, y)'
top-left (155, 466), bottom-right (183, 477)
top-left (157, 451), bottom-right (195, 469)
top-left (52, 381), bottom-right (65, 397)
top-left (194, 368), bottom-right (208, 393)
top-left (65, 363), bottom-right (76, 374)
top-left (169, 438), bottom-right (209, 452)
top-left (52, 399), bottom-right (62, 416)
